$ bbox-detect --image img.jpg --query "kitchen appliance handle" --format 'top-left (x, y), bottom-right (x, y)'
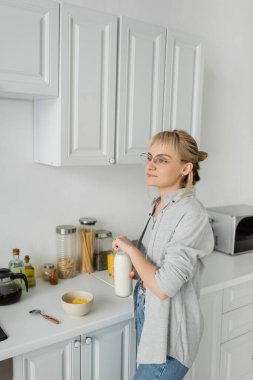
top-left (10, 273), bottom-right (28, 292)
top-left (42, 314), bottom-right (60, 324)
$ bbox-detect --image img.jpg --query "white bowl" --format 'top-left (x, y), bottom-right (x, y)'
top-left (61, 291), bottom-right (94, 317)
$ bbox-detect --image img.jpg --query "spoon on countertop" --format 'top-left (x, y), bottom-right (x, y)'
top-left (29, 309), bottom-right (60, 324)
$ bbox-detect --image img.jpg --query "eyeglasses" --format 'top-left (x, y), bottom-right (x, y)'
top-left (140, 153), bottom-right (181, 167)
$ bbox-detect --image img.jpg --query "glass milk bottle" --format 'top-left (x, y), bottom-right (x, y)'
top-left (114, 251), bottom-right (132, 297)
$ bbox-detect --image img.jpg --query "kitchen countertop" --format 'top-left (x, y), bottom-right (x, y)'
top-left (0, 272), bottom-right (133, 361)
top-left (1, 250), bottom-right (253, 361)
top-left (200, 250), bottom-right (253, 295)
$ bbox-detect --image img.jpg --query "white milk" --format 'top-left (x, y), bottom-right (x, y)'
top-left (114, 251), bottom-right (133, 297)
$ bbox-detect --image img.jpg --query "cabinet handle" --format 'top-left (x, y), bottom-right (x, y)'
top-left (108, 158), bottom-right (115, 165)
top-left (74, 340), bottom-right (81, 348)
top-left (85, 337), bottom-right (92, 345)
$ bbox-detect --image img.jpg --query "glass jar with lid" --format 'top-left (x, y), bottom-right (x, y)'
top-left (94, 229), bottom-right (113, 271)
top-left (42, 263), bottom-right (55, 281)
top-left (56, 225), bottom-right (77, 279)
top-left (79, 217), bottom-right (97, 273)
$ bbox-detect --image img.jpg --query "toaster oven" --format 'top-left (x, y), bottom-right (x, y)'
top-left (207, 204), bottom-right (253, 255)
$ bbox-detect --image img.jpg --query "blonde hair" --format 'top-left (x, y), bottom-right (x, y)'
top-left (150, 130), bottom-right (207, 190)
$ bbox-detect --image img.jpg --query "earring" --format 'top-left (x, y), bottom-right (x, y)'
top-left (181, 173), bottom-right (185, 176)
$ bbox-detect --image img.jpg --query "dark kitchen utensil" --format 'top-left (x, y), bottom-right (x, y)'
top-left (0, 326), bottom-right (8, 341)
top-left (29, 309), bottom-right (60, 324)
top-left (0, 268), bottom-right (28, 305)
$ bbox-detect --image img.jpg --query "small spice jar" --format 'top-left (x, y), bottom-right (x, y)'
top-left (42, 263), bottom-right (55, 281)
top-left (56, 225), bottom-right (77, 279)
top-left (107, 252), bottom-right (115, 276)
top-left (94, 230), bottom-right (113, 271)
top-left (107, 251), bottom-right (115, 276)
top-left (49, 268), bottom-right (58, 285)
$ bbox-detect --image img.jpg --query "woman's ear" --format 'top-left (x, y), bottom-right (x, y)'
top-left (181, 162), bottom-right (193, 176)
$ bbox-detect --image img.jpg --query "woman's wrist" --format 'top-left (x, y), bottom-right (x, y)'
top-left (127, 245), bottom-right (138, 259)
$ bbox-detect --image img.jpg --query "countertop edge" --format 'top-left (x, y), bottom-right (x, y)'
top-left (200, 272), bottom-right (253, 296)
top-left (0, 311), bottom-right (134, 362)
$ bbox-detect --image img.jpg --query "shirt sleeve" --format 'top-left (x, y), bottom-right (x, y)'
top-left (155, 206), bottom-right (214, 297)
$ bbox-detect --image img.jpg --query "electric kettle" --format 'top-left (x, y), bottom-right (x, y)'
top-left (0, 268), bottom-right (28, 305)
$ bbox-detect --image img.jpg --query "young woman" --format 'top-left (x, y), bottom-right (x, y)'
top-left (112, 130), bottom-right (214, 380)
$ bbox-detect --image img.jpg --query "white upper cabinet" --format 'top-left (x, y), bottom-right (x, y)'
top-left (163, 31), bottom-right (204, 142)
top-left (60, 4), bottom-right (117, 165)
top-left (34, 3), bottom-right (117, 166)
top-left (0, 0), bottom-right (59, 98)
top-left (116, 17), bottom-right (166, 164)
top-left (34, 4), bottom-right (204, 166)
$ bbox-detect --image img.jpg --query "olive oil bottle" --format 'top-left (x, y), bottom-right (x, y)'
top-left (24, 255), bottom-right (36, 288)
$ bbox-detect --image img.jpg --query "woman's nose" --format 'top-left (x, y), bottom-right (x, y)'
top-left (146, 159), bottom-right (156, 169)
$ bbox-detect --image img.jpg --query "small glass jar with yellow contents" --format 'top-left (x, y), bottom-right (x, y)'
top-left (107, 251), bottom-right (115, 276)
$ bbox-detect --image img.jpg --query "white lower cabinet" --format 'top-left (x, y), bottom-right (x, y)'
top-left (13, 319), bottom-right (135, 380)
top-left (186, 279), bottom-right (253, 380)
top-left (81, 320), bottom-right (136, 380)
top-left (13, 337), bottom-right (76, 380)
top-left (220, 332), bottom-right (253, 380)
top-left (219, 281), bottom-right (253, 380)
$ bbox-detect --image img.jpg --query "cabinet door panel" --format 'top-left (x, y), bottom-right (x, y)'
top-left (81, 320), bottom-right (135, 380)
top-left (0, 0), bottom-right (59, 97)
top-left (223, 279), bottom-right (253, 313)
top-left (117, 17), bottom-right (166, 164)
top-left (164, 32), bottom-right (203, 144)
top-left (220, 331), bottom-right (253, 380)
top-left (222, 303), bottom-right (253, 343)
top-left (61, 4), bottom-right (117, 165)
top-left (15, 338), bottom-right (79, 380)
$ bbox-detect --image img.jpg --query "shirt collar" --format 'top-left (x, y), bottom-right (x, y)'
top-left (151, 187), bottom-right (196, 213)
top-left (164, 186), bottom-right (196, 205)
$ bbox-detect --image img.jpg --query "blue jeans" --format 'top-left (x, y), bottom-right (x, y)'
top-left (133, 281), bottom-right (189, 380)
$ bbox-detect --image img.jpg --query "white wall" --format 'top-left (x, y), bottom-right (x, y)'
top-left (1, 0), bottom-right (253, 272)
